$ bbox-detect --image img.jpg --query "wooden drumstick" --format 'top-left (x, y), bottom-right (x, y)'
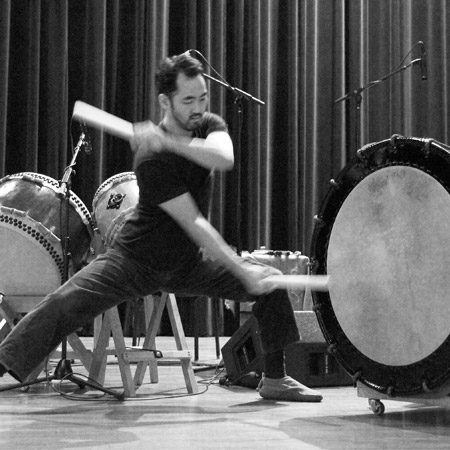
top-left (72, 102), bottom-right (330, 291)
top-left (265, 275), bottom-right (329, 291)
top-left (72, 101), bottom-right (134, 141)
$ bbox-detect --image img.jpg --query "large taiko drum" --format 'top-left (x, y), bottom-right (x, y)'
top-left (0, 172), bottom-right (94, 296)
top-left (310, 136), bottom-right (450, 397)
top-left (92, 172), bottom-right (139, 250)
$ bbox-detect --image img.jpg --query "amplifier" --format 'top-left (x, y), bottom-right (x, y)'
top-left (287, 311), bottom-right (352, 387)
top-left (222, 311), bottom-right (353, 388)
top-left (285, 341), bottom-right (353, 388)
top-left (221, 316), bottom-right (263, 385)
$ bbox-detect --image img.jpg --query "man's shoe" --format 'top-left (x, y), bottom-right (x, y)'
top-left (257, 375), bottom-right (323, 402)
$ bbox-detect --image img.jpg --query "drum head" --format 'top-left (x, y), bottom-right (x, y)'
top-left (0, 209), bottom-right (63, 295)
top-left (310, 137), bottom-right (450, 396)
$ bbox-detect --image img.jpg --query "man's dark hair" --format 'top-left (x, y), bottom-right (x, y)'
top-left (155, 54), bottom-right (204, 97)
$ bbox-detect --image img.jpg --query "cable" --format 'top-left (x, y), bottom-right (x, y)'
top-left (191, 49), bottom-right (232, 88)
top-left (49, 371), bottom-right (111, 401)
top-left (37, 355), bottom-right (223, 402)
top-left (393, 41), bottom-right (422, 72)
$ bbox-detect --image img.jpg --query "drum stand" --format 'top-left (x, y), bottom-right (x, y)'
top-left (0, 131), bottom-right (123, 400)
top-left (357, 382), bottom-right (450, 416)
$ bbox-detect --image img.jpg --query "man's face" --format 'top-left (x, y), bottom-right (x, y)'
top-left (167, 72), bottom-right (208, 132)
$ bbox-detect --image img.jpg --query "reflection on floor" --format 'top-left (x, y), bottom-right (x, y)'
top-left (0, 337), bottom-right (449, 450)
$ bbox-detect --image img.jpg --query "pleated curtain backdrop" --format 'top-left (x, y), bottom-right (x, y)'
top-left (1, 0), bottom-right (450, 331)
top-left (347, 1), bottom-right (449, 151)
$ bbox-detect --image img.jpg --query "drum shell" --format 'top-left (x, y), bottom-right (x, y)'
top-left (0, 172), bottom-right (94, 296)
top-left (0, 172), bottom-right (93, 273)
top-left (92, 172), bottom-right (139, 239)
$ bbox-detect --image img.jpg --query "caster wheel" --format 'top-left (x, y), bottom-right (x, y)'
top-left (369, 398), bottom-right (385, 415)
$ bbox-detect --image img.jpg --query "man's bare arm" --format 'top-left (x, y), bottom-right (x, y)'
top-left (131, 121), bottom-right (234, 171)
top-left (159, 192), bottom-right (280, 295)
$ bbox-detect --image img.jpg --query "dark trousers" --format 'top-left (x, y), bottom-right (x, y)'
top-left (0, 248), bottom-right (299, 381)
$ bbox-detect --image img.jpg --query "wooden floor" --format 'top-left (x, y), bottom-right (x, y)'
top-left (1, 337), bottom-right (450, 450)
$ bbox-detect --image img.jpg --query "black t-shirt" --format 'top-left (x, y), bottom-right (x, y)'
top-left (114, 112), bottom-right (228, 271)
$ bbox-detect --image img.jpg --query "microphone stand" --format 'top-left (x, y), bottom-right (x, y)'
top-left (201, 67), bottom-right (264, 332)
top-left (335, 57), bottom-right (423, 152)
top-left (0, 132), bottom-right (124, 400)
top-left (202, 72), bottom-right (265, 256)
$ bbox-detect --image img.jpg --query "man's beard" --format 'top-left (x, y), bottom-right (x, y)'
top-left (171, 107), bottom-right (204, 132)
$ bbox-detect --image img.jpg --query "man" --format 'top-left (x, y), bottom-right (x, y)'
top-left (0, 54), bottom-right (322, 402)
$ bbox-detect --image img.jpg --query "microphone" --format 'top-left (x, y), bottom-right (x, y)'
top-left (80, 122), bottom-right (92, 154)
top-left (419, 41), bottom-right (427, 81)
top-left (180, 49), bottom-right (195, 58)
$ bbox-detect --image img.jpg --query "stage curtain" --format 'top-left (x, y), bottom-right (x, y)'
top-left (0, 0), bottom-right (346, 252)
top-left (1, 0), bottom-right (450, 335)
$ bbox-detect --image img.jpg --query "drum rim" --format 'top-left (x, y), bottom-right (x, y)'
top-left (0, 172), bottom-right (94, 272)
top-left (0, 172), bottom-right (95, 234)
top-left (310, 136), bottom-right (450, 397)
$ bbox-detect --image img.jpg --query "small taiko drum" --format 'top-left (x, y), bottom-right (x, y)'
top-left (244, 249), bottom-right (310, 311)
top-left (103, 207), bottom-right (135, 249)
top-left (0, 172), bottom-right (94, 296)
top-left (310, 136), bottom-right (450, 397)
top-left (91, 172), bottom-right (139, 251)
